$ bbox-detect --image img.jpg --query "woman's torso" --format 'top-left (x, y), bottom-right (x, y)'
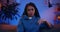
top-left (20, 15), bottom-right (40, 32)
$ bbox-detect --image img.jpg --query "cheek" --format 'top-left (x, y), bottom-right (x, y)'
top-left (27, 11), bottom-right (31, 14)
top-left (31, 11), bottom-right (35, 16)
top-left (32, 10), bottom-right (35, 14)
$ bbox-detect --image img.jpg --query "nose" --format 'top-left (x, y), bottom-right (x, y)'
top-left (29, 10), bottom-right (33, 13)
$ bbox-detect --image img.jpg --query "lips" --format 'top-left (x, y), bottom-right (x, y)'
top-left (28, 13), bottom-right (34, 17)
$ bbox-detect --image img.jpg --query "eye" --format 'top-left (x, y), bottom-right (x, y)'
top-left (27, 9), bottom-right (31, 11)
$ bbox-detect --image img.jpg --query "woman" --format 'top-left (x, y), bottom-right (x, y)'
top-left (17, 2), bottom-right (52, 32)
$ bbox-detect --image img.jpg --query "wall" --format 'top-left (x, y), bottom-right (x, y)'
top-left (1, 0), bottom-right (57, 26)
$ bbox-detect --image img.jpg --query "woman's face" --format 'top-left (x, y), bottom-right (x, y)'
top-left (27, 5), bottom-right (35, 17)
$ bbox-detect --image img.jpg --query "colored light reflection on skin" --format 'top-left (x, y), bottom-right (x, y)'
top-left (58, 16), bottom-right (60, 20)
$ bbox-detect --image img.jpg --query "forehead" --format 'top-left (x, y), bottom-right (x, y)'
top-left (27, 5), bottom-right (34, 9)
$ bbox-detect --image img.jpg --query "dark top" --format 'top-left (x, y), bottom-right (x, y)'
top-left (17, 15), bottom-right (50, 32)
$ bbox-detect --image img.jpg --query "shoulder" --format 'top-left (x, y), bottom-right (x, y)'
top-left (18, 16), bottom-right (25, 25)
top-left (20, 15), bottom-right (26, 20)
top-left (19, 15), bottom-right (28, 22)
